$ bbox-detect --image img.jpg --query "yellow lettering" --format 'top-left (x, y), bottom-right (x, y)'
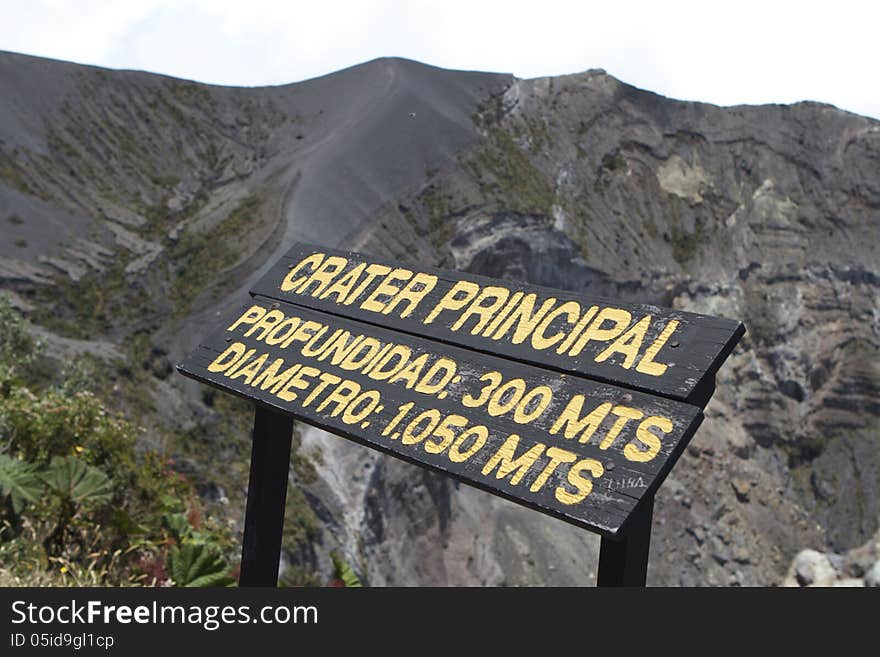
top-left (226, 348), bottom-right (256, 377)
top-left (490, 294), bottom-right (557, 344)
top-left (227, 305), bottom-right (266, 332)
top-left (402, 409), bottom-right (441, 445)
top-left (319, 262), bottom-right (365, 303)
top-left (302, 327), bottom-right (340, 357)
top-left (624, 415), bottom-right (672, 462)
top-left (317, 332), bottom-right (364, 366)
top-left (361, 268), bottom-right (414, 313)
top-left (301, 371), bottom-right (342, 407)
top-left (414, 358), bottom-right (457, 395)
top-left (281, 253), bottom-right (323, 292)
top-left (531, 301), bottom-right (580, 350)
top-left (481, 434), bottom-right (546, 486)
top-left (567, 308), bottom-right (632, 357)
top-left (207, 342), bottom-right (247, 373)
top-left (595, 315), bottom-right (651, 368)
top-left (341, 390), bottom-right (382, 424)
top-left (361, 343), bottom-right (393, 374)
top-left (281, 320), bottom-right (324, 349)
top-left (556, 305), bottom-right (598, 354)
top-left (424, 414), bottom-right (468, 454)
top-left (448, 426), bottom-right (488, 462)
top-left (555, 458), bottom-right (604, 504)
top-left (635, 320), bottom-right (680, 377)
top-left (461, 371), bottom-right (502, 408)
top-left (264, 317), bottom-right (301, 346)
top-left (276, 365), bottom-right (321, 402)
top-left (339, 337), bottom-right (382, 371)
top-left (482, 291), bottom-right (524, 337)
top-left (315, 379), bottom-right (361, 416)
top-left (382, 272), bottom-right (438, 318)
top-left (242, 309), bottom-right (285, 340)
top-left (486, 379), bottom-right (526, 417)
top-left (529, 447), bottom-right (577, 493)
top-left (450, 286), bottom-right (510, 334)
top-left (512, 386), bottom-right (553, 424)
top-left (344, 263), bottom-right (391, 305)
top-left (598, 405), bottom-right (644, 450)
top-left (252, 359), bottom-right (300, 392)
top-left (387, 353), bottom-right (428, 388)
top-left (423, 281), bottom-right (480, 325)
top-left (297, 255), bottom-right (348, 297)
top-left (549, 397), bottom-right (612, 443)
top-left (302, 326), bottom-right (342, 358)
top-left (366, 345), bottom-right (411, 381)
top-left (228, 353), bottom-right (268, 385)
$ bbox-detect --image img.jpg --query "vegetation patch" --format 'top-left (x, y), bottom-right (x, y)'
top-left (470, 127), bottom-right (555, 216)
top-left (166, 80), bottom-right (217, 113)
top-left (0, 297), bottom-right (236, 586)
top-left (669, 221), bottom-right (703, 266)
top-left (0, 156), bottom-right (33, 196)
top-left (577, 112), bottom-right (604, 136)
top-left (31, 259), bottom-right (132, 340)
top-left (417, 182), bottom-right (457, 248)
top-left (169, 194), bottom-right (263, 315)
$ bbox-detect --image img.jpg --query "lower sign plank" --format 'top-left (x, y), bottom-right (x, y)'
top-left (177, 296), bottom-right (703, 537)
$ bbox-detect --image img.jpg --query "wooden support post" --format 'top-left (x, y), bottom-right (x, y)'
top-left (597, 495), bottom-right (654, 587)
top-left (239, 406), bottom-right (294, 587)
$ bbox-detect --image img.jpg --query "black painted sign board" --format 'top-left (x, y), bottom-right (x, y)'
top-left (177, 242), bottom-right (745, 586)
top-left (178, 297), bottom-right (703, 537)
top-left (251, 243), bottom-right (745, 406)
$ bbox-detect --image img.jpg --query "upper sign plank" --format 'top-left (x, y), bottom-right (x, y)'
top-left (251, 243), bottom-right (745, 406)
top-left (179, 298), bottom-right (703, 537)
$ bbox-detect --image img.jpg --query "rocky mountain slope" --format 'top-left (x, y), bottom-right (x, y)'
top-left (1, 51), bottom-right (877, 585)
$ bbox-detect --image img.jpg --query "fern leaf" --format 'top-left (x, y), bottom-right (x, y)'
top-left (163, 512), bottom-right (192, 544)
top-left (167, 543), bottom-right (233, 587)
top-left (0, 453), bottom-right (43, 514)
top-left (42, 456), bottom-right (113, 507)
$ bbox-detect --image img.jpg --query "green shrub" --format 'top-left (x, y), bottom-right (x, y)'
top-left (0, 300), bottom-right (235, 586)
top-left (329, 551), bottom-right (362, 587)
top-left (0, 295), bottom-right (39, 383)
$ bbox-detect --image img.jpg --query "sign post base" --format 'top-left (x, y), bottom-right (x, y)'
top-left (239, 407), bottom-right (293, 587)
top-left (597, 495), bottom-right (654, 587)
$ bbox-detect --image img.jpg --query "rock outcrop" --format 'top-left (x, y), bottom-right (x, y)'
top-left (782, 529), bottom-right (880, 586)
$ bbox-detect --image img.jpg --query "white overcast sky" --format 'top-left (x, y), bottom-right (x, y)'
top-left (1, 0), bottom-right (877, 119)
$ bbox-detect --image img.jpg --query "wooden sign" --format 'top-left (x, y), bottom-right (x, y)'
top-left (251, 244), bottom-right (745, 406)
top-left (177, 242), bottom-right (745, 586)
top-left (178, 298), bottom-right (703, 537)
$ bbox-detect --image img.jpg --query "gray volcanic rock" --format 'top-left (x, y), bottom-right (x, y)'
top-left (0, 51), bottom-right (877, 586)
top-left (782, 528), bottom-right (880, 586)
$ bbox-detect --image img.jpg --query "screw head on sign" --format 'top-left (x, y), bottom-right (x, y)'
top-left (606, 462), bottom-right (615, 471)
top-left (271, 303), bottom-right (279, 310)
top-left (621, 393), bottom-right (632, 403)
top-left (225, 337), bottom-right (232, 342)
top-left (670, 341), bottom-right (680, 348)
